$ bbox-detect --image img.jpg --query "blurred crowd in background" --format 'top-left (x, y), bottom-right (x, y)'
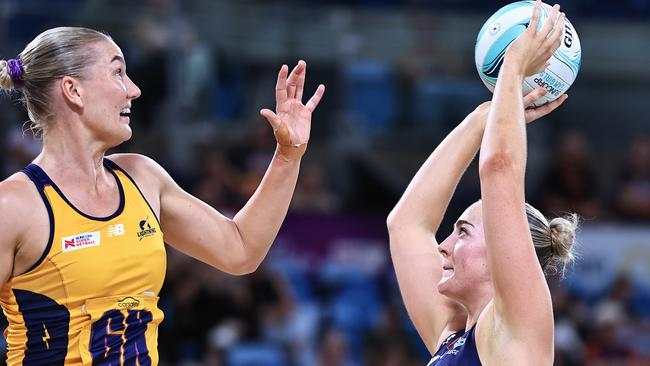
top-left (1, 0), bottom-right (650, 365)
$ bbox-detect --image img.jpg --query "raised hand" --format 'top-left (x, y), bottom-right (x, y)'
top-left (504, 0), bottom-right (565, 76)
top-left (260, 60), bottom-right (325, 162)
top-left (470, 87), bottom-right (567, 127)
top-left (523, 87), bottom-right (567, 123)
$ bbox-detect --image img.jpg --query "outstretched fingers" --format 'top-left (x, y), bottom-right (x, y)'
top-left (546, 12), bottom-right (565, 52)
top-left (524, 87), bottom-right (548, 107)
top-left (305, 84), bottom-right (325, 113)
top-left (286, 61), bottom-right (305, 100)
top-left (295, 60), bottom-right (306, 102)
top-left (260, 108), bottom-right (281, 131)
top-left (538, 93), bottom-right (568, 115)
top-left (527, 0), bottom-right (542, 35)
top-left (275, 65), bottom-right (289, 108)
top-left (540, 4), bottom-right (560, 38)
top-left (525, 94), bottom-right (568, 122)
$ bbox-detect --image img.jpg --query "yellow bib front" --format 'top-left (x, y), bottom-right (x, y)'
top-left (0, 159), bottom-right (166, 365)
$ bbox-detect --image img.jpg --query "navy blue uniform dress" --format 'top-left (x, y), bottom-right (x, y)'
top-left (427, 324), bottom-right (481, 366)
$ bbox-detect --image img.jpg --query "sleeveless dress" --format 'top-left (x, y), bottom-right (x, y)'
top-left (0, 159), bottom-right (166, 365)
top-left (427, 324), bottom-right (481, 366)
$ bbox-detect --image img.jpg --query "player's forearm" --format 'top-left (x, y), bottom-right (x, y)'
top-left (231, 148), bottom-right (301, 269)
top-left (388, 112), bottom-right (485, 233)
top-left (479, 62), bottom-right (527, 178)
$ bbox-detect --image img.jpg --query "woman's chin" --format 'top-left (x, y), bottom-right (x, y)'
top-left (106, 127), bottom-right (132, 148)
top-left (117, 124), bottom-right (132, 141)
top-left (437, 277), bottom-right (450, 295)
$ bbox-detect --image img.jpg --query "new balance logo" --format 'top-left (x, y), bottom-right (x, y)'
top-left (107, 224), bottom-right (126, 237)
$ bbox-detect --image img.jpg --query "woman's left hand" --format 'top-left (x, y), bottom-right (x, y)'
top-left (523, 87), bottom-right (568, 123)
top-left (260, 60), bottom-right (325, 162)
top-left (469, 87), bottom-right (567, 128)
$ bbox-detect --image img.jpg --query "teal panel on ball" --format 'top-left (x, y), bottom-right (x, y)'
top-left (554, 50), bottom-right (582, 77)
top-left (476, 1), bottom-right (534, 42)
top-left (481, 21), bottom-right (528, 78)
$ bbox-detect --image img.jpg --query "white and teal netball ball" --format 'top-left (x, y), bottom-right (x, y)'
top-left (475, 1), bottom-right (581, 106)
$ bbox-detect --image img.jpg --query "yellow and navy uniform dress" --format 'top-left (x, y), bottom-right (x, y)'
top-left (0, 159), bottom-right (166, 365)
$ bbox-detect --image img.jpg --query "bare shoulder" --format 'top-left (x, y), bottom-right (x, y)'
top-left (0, 172), bottom-right (55, 279)
top-left (0, 173), bottom-right (43, 244)
top-left (106, 153), bottom-right (175, 219)
top-left (107, 153), bottom-right (171, 188)
top-left (107, 153), bottom-right (163, 176)
top-left (0, 172), bottom-right (41, 214)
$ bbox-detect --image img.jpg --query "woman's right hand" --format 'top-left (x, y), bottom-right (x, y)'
top-left (503, 0), bottom-right (565, 77)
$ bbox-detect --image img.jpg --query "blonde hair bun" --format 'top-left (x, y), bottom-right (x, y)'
top-left (549, 214), bottom-right (578, 263)
top-left (0, 60), bottom-right (15, 90)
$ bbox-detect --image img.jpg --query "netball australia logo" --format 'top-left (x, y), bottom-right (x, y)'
top-left (137, 216), bottom-right (157, 241)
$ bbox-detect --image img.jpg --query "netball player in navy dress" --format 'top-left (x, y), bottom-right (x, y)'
top-left (388, 2), bottom-right (577, 365)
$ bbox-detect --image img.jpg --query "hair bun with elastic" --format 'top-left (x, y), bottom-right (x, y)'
top-left (0, 60), bottom-right (15, 90)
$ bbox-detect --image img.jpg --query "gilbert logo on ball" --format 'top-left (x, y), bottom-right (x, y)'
top-left (475, 1), bottom-right (581, 106)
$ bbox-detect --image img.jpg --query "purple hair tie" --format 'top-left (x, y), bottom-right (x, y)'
top-left (7, 59), bottom-right (24, 83)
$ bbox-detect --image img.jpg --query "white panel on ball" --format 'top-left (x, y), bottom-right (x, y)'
top-left (475, 1), bottom-right (581, 106)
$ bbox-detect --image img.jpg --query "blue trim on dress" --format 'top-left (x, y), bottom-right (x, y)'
top-left (104, 158), bottom-right (161, 225)
top-left (20, 165), bottom-right (56, 274)
top-left (25, 162), bottom-right (126, 221)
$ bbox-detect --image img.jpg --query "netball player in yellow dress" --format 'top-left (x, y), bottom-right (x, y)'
top-left (0, 27), bottom-right (324, 365)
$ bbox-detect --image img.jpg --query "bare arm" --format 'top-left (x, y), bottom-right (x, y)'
top-left (160, 61), bottom-right (324, 275)
top-left (0, 179), bottom-right (35, 284)
top-left (478, 0), bottom-right (565, 338)
top-left (387, 85), bottom-right (566, 354)
top-left (387, 107), bottom-right (486, 353)
top-left (157, 153), bottom-right (298, 275)
top-left (0, 189), bottom-right (17, 285)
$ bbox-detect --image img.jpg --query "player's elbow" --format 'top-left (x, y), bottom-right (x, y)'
top-left (229, 262), bottom-right (261, 276)
top-left (229, 241), bottom-right (266, 275)
top-left (479, 151), bottom-right (522, 180)
top-left (387, 213), bottom-right (417, 255)
top-left (386, 210), bottom-right (402, 234)
top-left (386, 211), bottom-right (414, 243)
top-left (220, 255), bottom-right (262, 276)
top-left (209, 240), bottom-right (264, 276)
top-left (386, 203), bottom-right (416, 235)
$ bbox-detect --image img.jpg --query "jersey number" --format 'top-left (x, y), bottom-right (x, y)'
top-left (89, 309), bottom-right (153, 365)
top-left (14, 290), bottom-right (153, 365)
